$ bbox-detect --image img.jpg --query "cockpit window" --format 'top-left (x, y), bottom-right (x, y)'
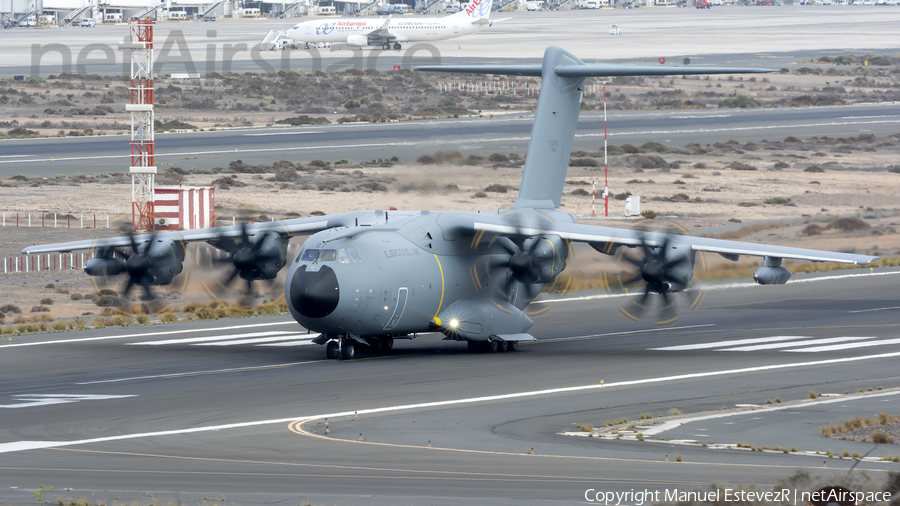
top-left (319, 249), bottom-right (337, 261)
top-left (348, 248), bottom-right (361, 263)
top-left (337, 248), bottom-right (351, 264)
top-left (301, 249), bottom-right (318, 261)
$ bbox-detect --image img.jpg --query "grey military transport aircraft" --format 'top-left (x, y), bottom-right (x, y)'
top-left (23, 47), bottom-right (878, 360)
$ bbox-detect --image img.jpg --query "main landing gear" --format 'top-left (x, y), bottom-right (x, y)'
top-left (324, 335), bottom-right (395, 360)
top-left (467, 339), bottom-right (519, 353)
top-left (382, 42), bottom-right (402, 51)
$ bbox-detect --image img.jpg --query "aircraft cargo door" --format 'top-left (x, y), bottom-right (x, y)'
top-left (383, 287), bottom-right (408, 331)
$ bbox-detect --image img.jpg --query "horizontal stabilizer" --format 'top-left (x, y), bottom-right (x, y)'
top-left (416, 63), bottom-right (776, 77)
top-left (417, 47), bottom-right (775, 211)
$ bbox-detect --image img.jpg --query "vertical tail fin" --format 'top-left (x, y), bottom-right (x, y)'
top-left (416, 47), bottom-right (775, 209)
top-left (449, 0), bottom-right (493, 20)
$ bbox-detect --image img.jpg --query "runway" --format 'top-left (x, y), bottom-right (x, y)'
top-left (3, 102), bottom-right (900, 177)
top-left (1, 268), bottom-right (899, 504)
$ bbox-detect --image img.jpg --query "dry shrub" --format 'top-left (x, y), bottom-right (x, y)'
top-left (92, 317), bottom-right (106, 328)
top-left (569, 157), bottom-right (599, 167)
top-left (728, 162), bottom-right (757, 171)
top-left (627, 155), bottom-right (668, 169)
top-left (621, 143), bottom-right (641, 154)
top-left (158, 312), bottom-right (178, 323)
top-left (804, 165), bottom-right (825, 173)
top-left (801, 224), bottom-right (823, 236)
top-left (195, 307), bottom-right (219, 320)
top-left (112, 315), bottom-right (132, 327)
top-left (826, 217), bottom-right (870, 232)
top-left (872, 431), bottom-right (894, 444)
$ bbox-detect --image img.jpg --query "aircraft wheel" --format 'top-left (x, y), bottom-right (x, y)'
top-left (393, 43), bottom-right (401, 50)
top-left (486, 340), bottom-right (499, 353)
top-left (326, 341), bottom-right (339, 359)
top-left (467, 340), bottom-right (479, 353)
top-left (382, 337), bottom-right (394, 350)
top-left (382, 43), bottom-right (390, 50)
top-left (507, 341), bottom-right (519, 352)
top-left (498, 340), bottom-right (509, 352)
top-left (341, 341), bottom-right (356, 360)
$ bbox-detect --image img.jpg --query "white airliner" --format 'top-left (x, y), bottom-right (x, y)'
top-left (283, 0), bottom-right (505, 51)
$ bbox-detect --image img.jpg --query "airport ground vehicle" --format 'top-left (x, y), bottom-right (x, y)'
top-left (696, 0), bottom-right (711, 7)
top-left (81, 17), bottom-right (95, 27)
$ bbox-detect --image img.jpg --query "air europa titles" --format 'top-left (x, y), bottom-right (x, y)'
top-left (384, 248), bottom-right (423, 258)
top-left (465, 0), bottom-right (485, 15)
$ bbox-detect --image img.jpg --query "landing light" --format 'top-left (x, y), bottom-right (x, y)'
top-left (449, 319), bottom-right (459, 328)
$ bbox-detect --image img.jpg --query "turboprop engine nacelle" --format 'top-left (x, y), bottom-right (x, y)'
top-left (347, 35), bottom-right (368, 47)
top-left (753, 256), bottom-right (791, 285)
top-left (84, 257), bottom-right (125, 277)
top-left (753, 266), bottom-right (791, 285)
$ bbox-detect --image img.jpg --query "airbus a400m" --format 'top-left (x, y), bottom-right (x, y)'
top-left (24, 47), bottom-right (877, 360)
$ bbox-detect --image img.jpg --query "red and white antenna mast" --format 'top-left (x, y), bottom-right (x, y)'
top-left (121, 18), bottom-right (155, 232)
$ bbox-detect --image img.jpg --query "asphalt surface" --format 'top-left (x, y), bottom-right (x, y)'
top-left (3, 102), bottom-right (900, 177)
top-left (1, 268), bottom-right (899, 504)
top-left (4, 7), bottom-right (900, 77)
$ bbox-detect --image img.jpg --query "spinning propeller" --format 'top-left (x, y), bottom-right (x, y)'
top-left (613, 233), bottom-right (698, 325)
top-left (93, 233), bottom-right (160, 300)
top-left (209, 222), bottom-right (274, 295)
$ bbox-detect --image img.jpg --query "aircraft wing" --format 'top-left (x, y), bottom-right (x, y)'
top-left (20, 211), bottom-right (364, 254)
top-left (366, 15), bottom-right (397, 41)
top-left (475, 17), bottom-right (511, 25)
top-left (468, 216), bottom-right (878, 265)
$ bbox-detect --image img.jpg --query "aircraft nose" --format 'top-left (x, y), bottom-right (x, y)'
top-left (290, 265), bottom-right (340, 319)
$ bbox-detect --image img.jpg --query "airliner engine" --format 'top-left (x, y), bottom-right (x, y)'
top-left (347, 35), bottom-right (368, 47)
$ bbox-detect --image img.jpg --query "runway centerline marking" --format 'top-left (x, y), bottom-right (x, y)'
top-left (0, 394), bottom-right (137, 409)
top-left (5, 348), bottom-right (900, 455)
top-left (848, 306), bottom-right (900, 313)
top-left (649, 335), bottom-right (809, 351)
top-left (127, 330), bottom-right (302, 346)
top-left (74, 360), bottom-right (330, 385)
top-left (784, 337), bottom-right (900, 353)
top-left (532, 324), bottom-right (715, 344)
top-left (0, 321), bottom-right (297, 349)
top-left (192, 334), bottom-right (319, 346)
top-left (721, 336), bottom-right (879, 352)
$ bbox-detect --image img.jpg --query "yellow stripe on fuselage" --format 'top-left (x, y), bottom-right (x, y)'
top-left (433, 254), bottom-right (445, 319)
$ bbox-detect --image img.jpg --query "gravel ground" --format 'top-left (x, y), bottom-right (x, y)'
top-left (836, 422), bottom-right (900, 445)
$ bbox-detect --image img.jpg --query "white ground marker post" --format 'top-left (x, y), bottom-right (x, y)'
top-left (602, 80), bottom-right (610, 217)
